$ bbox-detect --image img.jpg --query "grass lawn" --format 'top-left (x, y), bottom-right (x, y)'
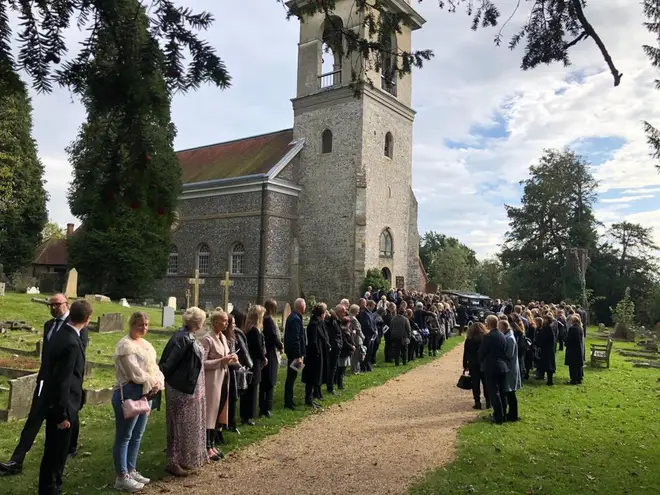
top-left (410, 331), bottom-right (660, 495)
top-left (0, 330), bottom-right (463, 495)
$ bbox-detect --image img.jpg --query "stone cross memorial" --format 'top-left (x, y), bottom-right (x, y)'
top-left (221, 271), bottom-right (233, 313)
top-left (187, 270), bottom-right (205, 308)
top-left (63, 268), bottom-right (78, 299)
top-left (161, 306), bottom-right (175, 328)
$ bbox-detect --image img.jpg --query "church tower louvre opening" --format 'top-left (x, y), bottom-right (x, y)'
top-left (290, 0), bottom-right (426, 301)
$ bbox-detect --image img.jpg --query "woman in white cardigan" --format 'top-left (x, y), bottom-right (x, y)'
top-left (112, 312), bottom-right (164, 493)
top-left (202, 310), bottom-right (238, 461)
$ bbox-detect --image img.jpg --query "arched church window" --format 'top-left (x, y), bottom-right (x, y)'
top-left (381, 28), bottom-right (398, 97)
top-left (384, 132), bottom-right (394, 158)
top-left (322, 129), bottom-right (333, 154)
top-left (379, 229), bottom-right (393, 257)
top-left (230, 243), bottom-right (245, 275)
top-left (319, 16), bottom-right (344, 88)
top-left (168, 245), bottom-right (178, 275)
top-left (196, 243), bottom-right (210, 275)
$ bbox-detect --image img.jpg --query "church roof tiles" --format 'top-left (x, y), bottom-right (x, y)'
top-left (176, 128), bottom-right (296, 184)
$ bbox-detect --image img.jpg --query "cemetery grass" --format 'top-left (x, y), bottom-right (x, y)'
top-left (410, 334), bottom-right (660, 495)
top-left (0, 335), bottom-right (462, 495)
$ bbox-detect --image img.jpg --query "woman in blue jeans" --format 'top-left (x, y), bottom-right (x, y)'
top-left (112, 312), bottom-right (164, 492)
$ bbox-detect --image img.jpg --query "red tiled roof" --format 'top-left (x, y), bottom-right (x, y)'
top-left (33, 238), bottom-right (68, 266)
top-left (177, 129), bottom-right (295, 184)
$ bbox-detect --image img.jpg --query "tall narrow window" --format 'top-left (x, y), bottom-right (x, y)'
top-left (322, 129), bottom-right (333, 154)
top-left (384, 132), bottom-right (393, 158)
top-left (230, 243), bottom-right (245, 275)
top-left (381, 30), bottom-right (398, 97)
top-left (379, 229), bottom-right (393, 257)
top-left (167, 245), bottom-right (178, 275)
top-left (196, 243), bottom-right (210, 275)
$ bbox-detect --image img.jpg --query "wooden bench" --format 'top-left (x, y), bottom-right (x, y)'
top-left (590, 338), bottom-right (613, 368)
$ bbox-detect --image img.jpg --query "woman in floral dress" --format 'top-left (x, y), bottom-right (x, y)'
top-left (159, 307), bottom-right (208, 476)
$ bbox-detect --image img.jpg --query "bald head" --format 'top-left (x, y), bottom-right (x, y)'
top-left (335, 304), bottom-right (346, 318)
top-left (359, 298), bottom-right (367, 308)
top-left (48, 293), bottom-right (69, 318)
top-left (294, 298), bottom-right (306, 314)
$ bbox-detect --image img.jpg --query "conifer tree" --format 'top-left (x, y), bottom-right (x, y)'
top-left (65, 0), bottom-right (183, 298)
top-left (0, 67), bottom-right (48, 277)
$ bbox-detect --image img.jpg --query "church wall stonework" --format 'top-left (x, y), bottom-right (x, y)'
top-left (361, 93), bottom-right (414, 289)
top-left (293, 95), bottom-right (363, 302)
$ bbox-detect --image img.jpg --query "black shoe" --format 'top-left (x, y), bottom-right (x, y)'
top-left (226, 426), bottom-right (240, 435)
top-left (241, 419), bottom-right (256, 426)
top-left (0, 460), bottom-right (23, 475)
top-left (305, 400), bottom-right (320, 409)
top-left (284, 404), bottom-right (296, 411)
top-left (485, 401), bottom-right (491, 409)
top-left (68, 450), bottom-right (78, 459)
top-left (326, 389), bottom-right (337, 396)
top-left (472, 402), bottom-right (482, 410)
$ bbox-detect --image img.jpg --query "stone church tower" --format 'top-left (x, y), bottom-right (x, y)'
top-left (161, 1), bottom-right (426, 310)
top-left (291, 0), bottom-right (425, 301)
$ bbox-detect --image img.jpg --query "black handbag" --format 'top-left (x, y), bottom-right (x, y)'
top-left (456, 371), bottom-right (473, 390)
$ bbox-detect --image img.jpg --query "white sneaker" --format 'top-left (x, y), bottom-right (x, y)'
top-left (130, 471), bottom-right (150, 485)
top-left (114, 476), bottom-right (144, 493)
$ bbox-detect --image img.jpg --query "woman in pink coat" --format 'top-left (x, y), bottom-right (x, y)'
top-left (202, 310), bottom-right (238, 461)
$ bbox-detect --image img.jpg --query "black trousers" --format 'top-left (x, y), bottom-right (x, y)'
top-left (392, 340), bottom-right (408, 366)
top-left (13, 393), bottom-right (79, 463)
top-left (326, 350), bottom-right (339, 392)
top-left (408, 341), bottom-right (416, 362)
top-left (335, 366), bottom-right (346, 390)
top-left (384, 332), bottom-right (392, 362)
top-left (505, 391), bottom-right (518, 420)
top-left (38, 413), bottom-right (75, 495)
top-left (258, 381), bottom-right (274, 415)
top-left (361, 340), bottom-right (374, 371)
top-left (284, 358), bottom-right (298, 407)
top-left (469, 366), bottom-right (488, 404)
top-left (371, 336), bottom-right (381, 364)
top-left (485, 372), bottom-right (507, 423)
top-left (240, 381), bottom-right (258, 421)
top-left (569, 364), bottom-right (583, 383)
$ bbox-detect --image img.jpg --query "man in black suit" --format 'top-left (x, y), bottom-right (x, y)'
top-left (283, 298), bottom-right (306, 410)
top-left (0, 293), bottom-right (89, 476)
top-left (478, 315), bottom-right (509, 425)
top-left (38, 299), bottom-right (92, 495)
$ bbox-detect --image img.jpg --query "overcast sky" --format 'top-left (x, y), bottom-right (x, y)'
top-left (22, 0), bottom-right (660, 258)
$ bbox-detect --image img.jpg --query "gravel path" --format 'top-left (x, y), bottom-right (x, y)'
top-left (150, 344), bottom-right (479, 495)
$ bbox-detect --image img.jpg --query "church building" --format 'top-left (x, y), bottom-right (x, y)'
top-left (161, 0), bottom-right (427, 309)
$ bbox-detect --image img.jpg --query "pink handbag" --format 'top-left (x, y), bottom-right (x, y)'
top-left (120, 384), bottom-right (151, 419)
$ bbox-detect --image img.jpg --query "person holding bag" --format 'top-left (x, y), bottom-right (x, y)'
top-left (112, 312), bottom-right (164, 493)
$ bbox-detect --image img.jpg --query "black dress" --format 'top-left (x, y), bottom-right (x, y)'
top-left (302, 316), bottom-right (324, 401)
top-left (240, 326), bottom-right (266, 422)
top-left (564, 324), bottom-right (585, 384)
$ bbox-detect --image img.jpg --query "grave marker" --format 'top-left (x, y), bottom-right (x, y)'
top-left (187, 270), bottom-right (205, 308)
top-left (63, 268), bottom-right (78, 299)
top-left (221, 271), bottom-right (234, 313)
top-left (167, 297), bottom-right (177, 309)
top-left (185, 288), bottom-right (191, 309)
top-left (97, 313), bottom-right (124, 333)
top-left (282, 302), bottom-right (292, 331)
top-left (161, 306), bottom-right (175, 328)
top-left (0, 282), bottom-right (5, 297)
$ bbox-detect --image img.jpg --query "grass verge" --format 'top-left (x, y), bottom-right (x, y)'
top-left (1, 334), bottom-right (462, 495)
top-left (409, 334), bottom-right (660, 495)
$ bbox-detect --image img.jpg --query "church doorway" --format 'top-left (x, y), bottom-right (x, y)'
top-left (381, 267), bottom-right (391, 282)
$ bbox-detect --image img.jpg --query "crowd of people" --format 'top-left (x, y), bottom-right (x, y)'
top-left (0, 290), bottom-right (591, 493)
top-left (463, 301), bottom-right (587, 425)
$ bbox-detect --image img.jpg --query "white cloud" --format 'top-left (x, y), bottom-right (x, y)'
top-left (601, 195), bottom-right (656, 203)
top-left (15, 0), bottom-right (660, 256)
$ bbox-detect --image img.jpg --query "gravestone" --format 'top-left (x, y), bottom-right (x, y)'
top-left (0, 282), bottom-right (5, 297)
top-left (119, 298), bottom-right (130, 308)
top-left (282, 302), bottom-right (292, 331)
top-left (204, 301), bottom-right (213, 314)
top-left (94, 294), bottom-right (111, 303)
top-left (227, 302), bottom-right (234, 314)
top-left (97, 313), bottom-right (124, 333)
top-left (167, 297), bottom-right (177, 309)
top-left (26, 287), bottom-right (40, 294)
top-left (63, 268), bottom-right (78, 298)
top-left (161, 306), bottom-right (175, 328)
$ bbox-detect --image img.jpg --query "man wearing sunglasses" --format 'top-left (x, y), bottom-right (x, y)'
top-left (0, 293), bottom-right (89, 476)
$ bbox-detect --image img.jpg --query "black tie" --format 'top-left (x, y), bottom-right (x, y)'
top-left (47, 319), bottom-right (61, 341)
